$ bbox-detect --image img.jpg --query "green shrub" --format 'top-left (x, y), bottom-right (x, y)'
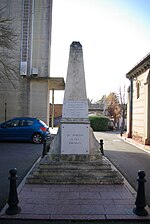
top-left (89, 115), bottom-right (109, 131)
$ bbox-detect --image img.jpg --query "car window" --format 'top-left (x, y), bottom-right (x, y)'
top-left (19, 120), bottom-right (33, 126)
top-left (39, 120), bottom-right (47, 127)
top-left (4, 120), bottom-right (20, 128)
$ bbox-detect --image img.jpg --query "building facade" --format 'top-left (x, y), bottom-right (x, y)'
top-left (126, 53), bottom-right (150, 144)
top-left (0, 0), bottom-right (64, 125)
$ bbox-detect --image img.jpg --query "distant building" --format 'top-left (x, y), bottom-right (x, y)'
top-left (49, 104), bottom-right (62, 127)
top-left (88, 103), bottom-right (104, 115)
top-left (88, 100), bottom-right (108, 116)
top-left (126, 53), bottom-right (150, 144)
top-left (49, 102), bottom-right (108, 127)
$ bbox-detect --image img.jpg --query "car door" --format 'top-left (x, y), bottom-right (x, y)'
top-left (0, 119), bottom-right (20, 140)
top-left (17, 119), bottom-right (34, 141)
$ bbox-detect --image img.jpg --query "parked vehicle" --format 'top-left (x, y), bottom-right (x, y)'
top-left (0, 117), bottom-right (51, 144)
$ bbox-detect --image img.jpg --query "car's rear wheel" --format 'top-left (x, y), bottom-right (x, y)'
top-left (32, 133), bottom-right (43, 144)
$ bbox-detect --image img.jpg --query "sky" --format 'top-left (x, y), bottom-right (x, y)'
top-left (50, 0), bottom-right (150, 104)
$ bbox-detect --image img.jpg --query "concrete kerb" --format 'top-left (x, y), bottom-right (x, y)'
top-left (104, 156), bottom-right (137, 198)
top-left (119, 134), bottom-right (150, 155)
top-left (16, 130), bottom-right (58, 193)
top-left (17, 157), bottom-right (42, 194)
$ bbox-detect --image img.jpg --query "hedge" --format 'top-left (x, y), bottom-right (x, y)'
top-left (89, 115), bottom-right (109, 131)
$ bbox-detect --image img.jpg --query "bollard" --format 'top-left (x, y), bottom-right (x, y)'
top-left (120, 126), bottom-right (124, 136)
top-left (133, 170), bottom-right (148, 216)
top-left (99, 139), bottom-right (104, 155)
top-left (42, 139), bottom-right (47, 158)
top-left (5, 168), bottom-right (21, 215)
top-left (46, 142), bottom-right (50, 153)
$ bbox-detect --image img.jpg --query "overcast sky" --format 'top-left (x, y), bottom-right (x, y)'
top-left (50, 0), bottom-right (150, 103)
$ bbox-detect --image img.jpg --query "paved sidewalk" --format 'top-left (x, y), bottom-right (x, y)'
top-left (123, 136), bottom-right (150, 154)
top-left (117, 129), bottom-right (150, 154)
top-left (0, 181), bottom-right (150, 221)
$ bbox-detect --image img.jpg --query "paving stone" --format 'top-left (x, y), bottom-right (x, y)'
top-left (81, 204), bottom-right (105, 215)
top-left (1, 183), bottom-right (150, 221)
top-left (59, 192), bottom-right (80, 200)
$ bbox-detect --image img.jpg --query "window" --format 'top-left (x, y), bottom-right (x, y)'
top-left (4, 120), bottom-right (20, 128)
top-left (20, 120), bottom-right (33, 126)
top-left (136, 81), bottom-right (140, 99)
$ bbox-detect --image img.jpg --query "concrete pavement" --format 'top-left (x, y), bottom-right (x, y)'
top-left (0, 182), bottom-right (150, 221)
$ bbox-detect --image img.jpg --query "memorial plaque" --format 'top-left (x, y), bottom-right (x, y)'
top-left (61, 124), bottom-right (89, 154)
top-left (62, 100), bottom-right (88, 118)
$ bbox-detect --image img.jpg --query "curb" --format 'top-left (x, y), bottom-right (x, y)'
top-left (119, 135), bottom-right (150, 155)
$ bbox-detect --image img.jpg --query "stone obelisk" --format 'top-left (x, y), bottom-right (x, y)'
top-left (46, 41), bottom-right (100, 158)
top-left (61, 41), bottom-right (90, 155)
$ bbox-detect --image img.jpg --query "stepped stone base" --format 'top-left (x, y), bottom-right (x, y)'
top-left (26, 154), bottom-right (124, 185)
top-left (27, 128), bottom-right (124, 185)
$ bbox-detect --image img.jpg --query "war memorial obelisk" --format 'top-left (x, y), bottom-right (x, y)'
top-left (61, 41), bottom-right (90, 155)
top-left (27, 42), bottom-right (123, 184)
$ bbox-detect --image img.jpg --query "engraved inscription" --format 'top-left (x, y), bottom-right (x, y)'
top-left (67, 133), bottom-right (83, 145)
top-left (62, 100), bottom-right (88, 118)
top-left (61, 124), bottom-right (89, 154)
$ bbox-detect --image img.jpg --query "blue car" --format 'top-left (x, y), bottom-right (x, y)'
top-left (0, 117), bottom-right (51, 144)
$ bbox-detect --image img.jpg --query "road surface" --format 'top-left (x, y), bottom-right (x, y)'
top-left (94, 131), bottom-right (150, 206)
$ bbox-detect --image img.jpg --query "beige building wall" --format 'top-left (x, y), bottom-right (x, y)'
top-left (0, 0), bottom-right (53, 125)
top-left (126, 51), bottom-right (150, 145)
top-left (144, 70), bottom-right (150, 144)
top-left (31, 0), bottom-right (52, 77)
top-left (0, 0), bottom-right (24, 122)
top-left (28, 0), bottom-right (53, 125)
top-left (126, 86), bottom-right (131, 136)
top-left (29, 79), bottom-right (50, 124)
top-left (131, 70), bottom-right (150, 143)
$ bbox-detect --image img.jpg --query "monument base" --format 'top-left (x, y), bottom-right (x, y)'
top-left (26, 154), bottom-right (123, 185)
top-left (26, 127), bottom-right (124, 185)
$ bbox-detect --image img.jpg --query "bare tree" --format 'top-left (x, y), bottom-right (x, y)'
top-left (0, 6), bottom-right (18, 86)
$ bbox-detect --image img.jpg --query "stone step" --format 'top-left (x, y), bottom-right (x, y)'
top-left (27, 174), bottom-right (123, 185)
top-left (31, 169), bottom-right (119, 177)
top-left (38, 163), bottom-right (111, 171)
top-left (39, 160), bottom-right (110, 165)
top-left (27, 164), bottom-right (124, 185)
top-left (39, 159), bottom-right (111, 168)
top-left (46, 154), bottom-right (104, 162)
top-left (26, 157), bottom-right (124, 185)
top-left (35, 167), bottom-right (112, 174)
